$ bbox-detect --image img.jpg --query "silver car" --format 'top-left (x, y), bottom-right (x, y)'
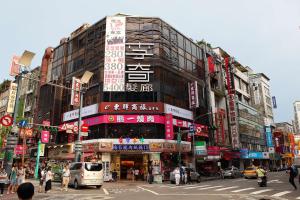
top-left (222, 167), bottom-right (242, 178)
top-left (170, 167), bottom-right (201, 184)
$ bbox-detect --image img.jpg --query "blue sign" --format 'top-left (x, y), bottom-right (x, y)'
top-left (189, 125), bottom-right (195, 134)
top-left (18, 120), bottom-right (27, 127)
top-left (272, 96), bottom-right (277, 109)
top-left (265, 126), bottom-right (274, 147)
top-left (240, 149), bottom-right (263, 159)
top-left (113, 144), bottom-right (150, 151)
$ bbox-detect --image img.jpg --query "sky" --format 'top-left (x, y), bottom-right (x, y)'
top-left (0, 0), bottom-right (299, 122)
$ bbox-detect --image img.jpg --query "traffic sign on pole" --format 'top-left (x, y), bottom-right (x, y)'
top-left (189, 124), bottom-right (195, 134)
top-left (0, 115), bottom-right (13, 127)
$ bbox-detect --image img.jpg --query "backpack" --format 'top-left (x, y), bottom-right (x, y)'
top-left (292, 166), bottom-right (298, 176)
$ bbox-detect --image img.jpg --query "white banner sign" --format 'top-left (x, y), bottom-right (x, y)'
top-left (63, 104), bottom-right (99, 122)
top-left (70, 77), bottom-right (81, 106)
top-left (103, 16), bottom-right (126, 91)
top-left (7, 83), bottom-right (18, 113)
top-left (188, 81), bottom-right (199, 109)
top-left (164, 104), bottom-right (193, 120)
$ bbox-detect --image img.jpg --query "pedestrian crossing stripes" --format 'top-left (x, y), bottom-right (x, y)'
top-left (198, 186), bottom-right (223, 190)
top-left (215, 186), bottom-right (239, 191)
top-left (183, 185), bottom-right (211, 189)
top-left (231, 188), bottom-right (255, 193)
top-left (270, 191), bottom-right (292, 197)
top-left (249, 189), bottom-right (273, 194)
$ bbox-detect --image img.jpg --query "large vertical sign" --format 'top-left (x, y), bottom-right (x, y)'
top-left (165, 114), bottom-right (174, 140)
top-left (9, 56), bottom-right (20, 76)
top-left (70, 77), bottom-right (81, 107)
top-left (225, 57), bottom-right (239, 149)
top-left (188, 81), bottom-right (199, 109)
top-left (103, 16), bottom-right (126, 91)
top-left (265, 126), bottom-right (273, 147)
top-left (6, 82), bottom-right (18, 113)
top-left (125, 42), bottom-right (154, 92)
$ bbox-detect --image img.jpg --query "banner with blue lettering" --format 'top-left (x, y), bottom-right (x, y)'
top-left (265, 126), bottom-right (274, 147)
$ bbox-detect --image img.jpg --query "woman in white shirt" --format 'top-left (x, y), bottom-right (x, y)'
top-left (45, 167), bottom-right (53, 193)
top-left (174, 167), bottom-right (180, 186)
top-left (61, 165), bottom-right (70, 191)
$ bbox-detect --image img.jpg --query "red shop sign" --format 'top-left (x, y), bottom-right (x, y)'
top-left (41, 130), bottom-right (50, 143)
top-left (99, 102), bottom-right (164, 113)
top-left (207, 146), bottom-right (220, 156)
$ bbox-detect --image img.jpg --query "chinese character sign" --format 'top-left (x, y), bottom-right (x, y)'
top-left (225, 57), bottom-right (239, 149)
top-left (188, 81), bottom-right (199, 109)
top-left (70, 77), bottom-right (81, 106)
top-left (103, 16), bottom-right (126, 91)
top-left (125, 42), bottom-right (154, 92)
top-left (41, 131), bottom-right (50, 143)
top-left (165, 114), bottom-right (174, 140)
top-left (6, 82), bottom-right (18, 113)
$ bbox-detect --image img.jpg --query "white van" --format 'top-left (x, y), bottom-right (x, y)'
top-left (69, 162), bottom-right (103, 189)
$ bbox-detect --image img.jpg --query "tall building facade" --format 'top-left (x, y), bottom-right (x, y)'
top-left (38, 14), bottom-right (212, 181)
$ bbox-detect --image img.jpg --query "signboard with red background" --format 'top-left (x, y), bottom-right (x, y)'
top-left (99, 102), bottom-right (163, 113)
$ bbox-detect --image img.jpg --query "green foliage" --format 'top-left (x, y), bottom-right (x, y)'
top-left (0, 79), bottom-right (11, 93)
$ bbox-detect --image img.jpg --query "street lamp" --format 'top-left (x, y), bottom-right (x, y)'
top-left (74, 71), bottom-right (93, 162)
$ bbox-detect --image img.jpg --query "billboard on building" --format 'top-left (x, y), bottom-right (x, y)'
top-left (265, 126), bottom-right (274, 147)
top-left (70, 77), bottom-right (81, 107)
top-left (103, 16), bottom-right (126, 91)
top-left (225, 57), bottom-right (239, 149)
top-left (6, 82), bottom-right (18, 113)
top-left (188, 81), bottom-right (199, 109)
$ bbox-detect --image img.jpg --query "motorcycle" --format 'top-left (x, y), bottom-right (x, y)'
top-left (257, 176), bottom-right (267, 187)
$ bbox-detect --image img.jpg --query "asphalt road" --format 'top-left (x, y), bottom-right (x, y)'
top-left (2, 171), bottom-right (300, 200)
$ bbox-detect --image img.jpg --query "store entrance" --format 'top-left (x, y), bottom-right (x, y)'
top-left (120, 154), bottom-right (144, 180)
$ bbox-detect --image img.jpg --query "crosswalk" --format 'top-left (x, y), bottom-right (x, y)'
top-left (145, 182), bottom-right (299, 199)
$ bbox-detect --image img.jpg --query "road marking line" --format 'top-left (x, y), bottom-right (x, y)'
top-left (137, 186), bottom-right (159, 195)
top-left (231, 187), bottom-right (255, 193)
top-left (271, 191), bottom-right (292, 197)
top-left (250, 189), bottom-right (273, 194)
top-left (168, 184), bottom-right (198, 189)
top-left (183, 185), bottom-right (211, 189)
top-left (103, 188), bottom-right (109, 195)
top-left (268, 179), bottom-right (279, 183)
top-left (296, 196), bottom-right (300, 199)
top-left (215, 186), bottom-right (239, 191)
top-left (198, 186), bottom-right (223, 190)
top-left (233, 179), bottom-right (245, 182)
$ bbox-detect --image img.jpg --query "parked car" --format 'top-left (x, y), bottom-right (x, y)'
top-left (222, 167), bottom-right (242, 178)
top-left (69, 162), bottom-right (104, 189)
top-left (170, 167), bottom-right (201, 183)
top-left (243, 167), bottom-right (257, 179)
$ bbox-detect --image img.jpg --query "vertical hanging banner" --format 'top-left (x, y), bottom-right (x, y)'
top-left (265, 126), bottom-right (273, 147)
top-left (41, 131), bottom-right (50, 143)
top-left (272, 96), bottom-right (277, 109)
top-left (103, 16), bottom-right (126, 91)
top-left (165, 114), bottom-right (174, 140)
top-left (225, 57), bottom-right (239, 149)
top-left (188, 81), bottom-right (199, 109)
top-left (70, 77), bottom-right (81, 107)
top-left (10, 56), bottom-right (20, 76)
top-left (6, 82), bottom-right (18, 113)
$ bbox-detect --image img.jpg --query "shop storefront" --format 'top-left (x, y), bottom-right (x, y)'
top-left (82, 139), bottom-right (191, 182)
top-left (240, 149), bottom-right (270, 169)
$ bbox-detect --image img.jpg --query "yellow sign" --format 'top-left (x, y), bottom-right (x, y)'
top-left (6, 83), bottom-right (17, 113)
top-left (39, 144), bottom-right (45, 157)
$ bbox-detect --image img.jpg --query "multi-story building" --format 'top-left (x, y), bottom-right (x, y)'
top-left (248, 71), bottom-right (274, 126)
top-left (293, 101), bottom-right (300, 134)
top-left (0, 80), bottom-right (11, 118)
top-left (274, 122), bottom-right (295, 167)
top-left (38, 14), bottom-right (213, 181)
top-left (214, 48), bottom-right (266, 169)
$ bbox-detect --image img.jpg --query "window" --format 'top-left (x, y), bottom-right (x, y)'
top-left (179, 55), bottom-right (185, 69)
top-left (185, 39), bottom-right (191, 54)
top-left (178, 34), bottom-right (184, 49)
top-left (85, 163), bottom-right (102, 171)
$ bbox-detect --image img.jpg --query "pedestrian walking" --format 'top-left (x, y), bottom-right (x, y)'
top-left (287, 164), bottom-right (298, 190)
top-left (7, 164), bottom-right (17, 194)
top-left (61, 165), bottom-right (70, 191)
top-left (148, 164), bottom-right (153, 184)
top-left (186, 168), bottom-right (192, 184)
top-left (17, 165), bottom-right (26, 188)
top-left (0, 167), bottom-right (8, 196)
top-left (45, 167), bottom-right (53, 193)
top-left (134, 168), bottom-right (139, 181)
top-left (174, 167), bottom-right (180, 186)
top-left (17, 182), bottom-right (34, 200)
top-left (179, 166), bottom-right (184, 184)
top-left (38, 167), bottom-right (45, 193)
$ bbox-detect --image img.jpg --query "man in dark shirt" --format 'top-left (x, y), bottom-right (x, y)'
top-left (287, 164), bottom-right (297, 190)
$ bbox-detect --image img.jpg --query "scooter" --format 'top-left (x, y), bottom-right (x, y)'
top-left (257, 176), bottom-right (267, 187)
